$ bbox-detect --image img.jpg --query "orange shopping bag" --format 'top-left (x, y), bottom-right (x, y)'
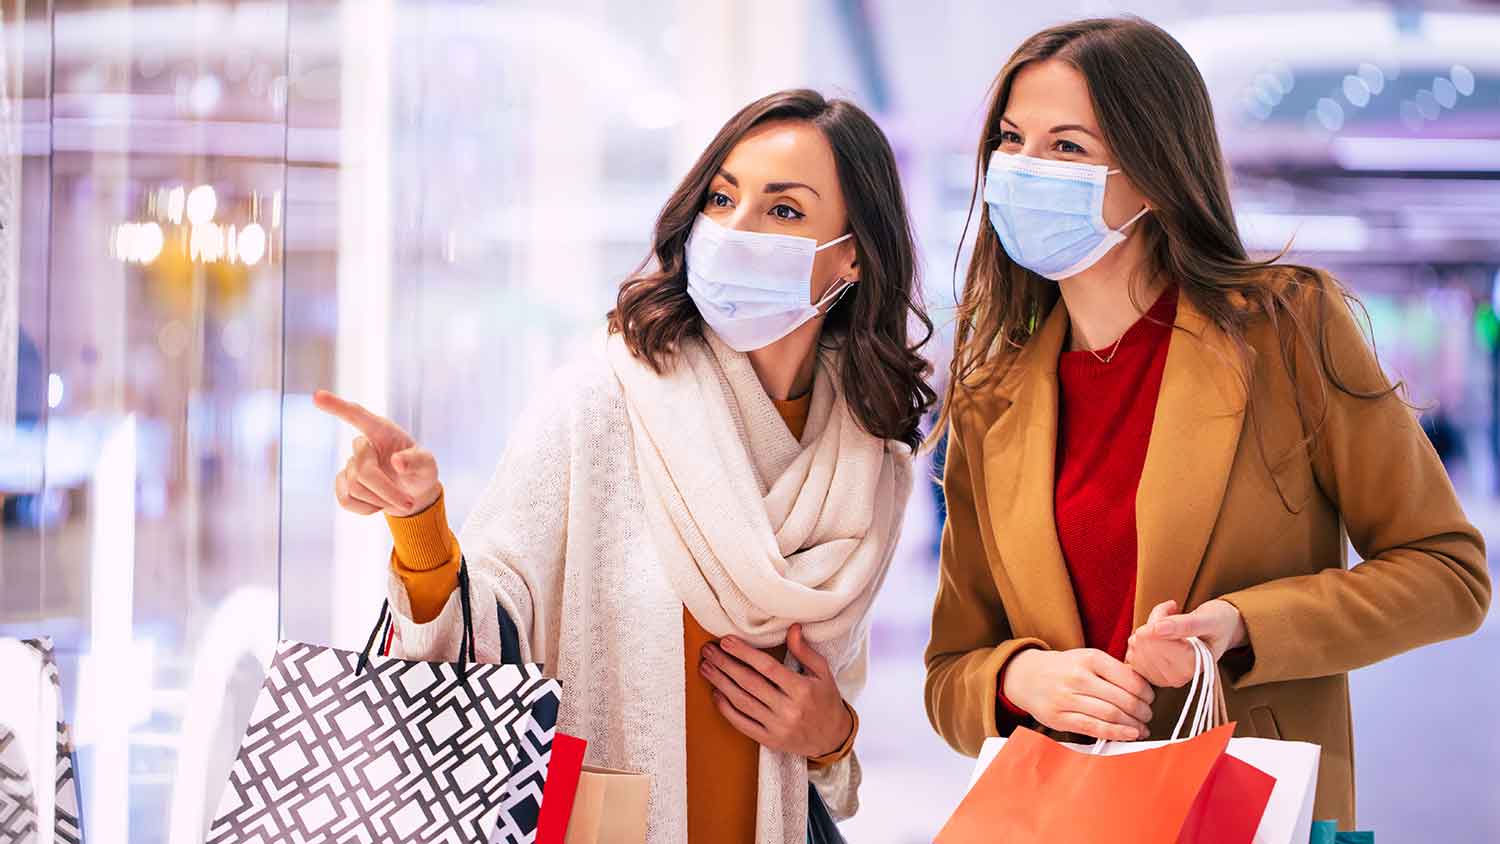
top-left (937, 722), bottom-right (1273, 844)
top-left (938, 639), bottom-right (1277, 844)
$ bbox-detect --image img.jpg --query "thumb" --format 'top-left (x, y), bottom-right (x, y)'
top-left (391, 446), bottom-right (435, 479)
top-left (1145, 600), bottom-right (1178, 626)
top-left (1150, 608), bottom-right (1215, 640)
top-left (786, 624), bottom-right (829, 677)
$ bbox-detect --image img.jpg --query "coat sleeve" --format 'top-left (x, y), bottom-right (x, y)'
top-left (924, 418), bottom-right (1048, 756)
top-left (386, 378), bottom-right (575, 666)
top-left (1221, 282), bottom-right (1490, 688)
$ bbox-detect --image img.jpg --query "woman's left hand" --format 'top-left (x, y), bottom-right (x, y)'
top-left (1125, 599), bottom-right (1250, 689)
top-left (700, 623), bottom-right (854, 759)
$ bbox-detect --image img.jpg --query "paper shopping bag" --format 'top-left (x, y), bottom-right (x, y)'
top-left (561, 766), bottom-right (650, 844)
top-left (1310, 820), bottom-right (1373, 843)
top-left (528, 732), bottom-right (649, 844)
top-left (535, 733), bottom-right (588, 844)
top-left (0, 637), bottom-right (86, 844)
top-left (938, 723), bottom-right (1273, 844)
top-left (205, 640), bottom-right (560, 844)
top-left (208, 559), bottom-right (561, 844)
top-left (963, 637), bottom-right (1319, 844)
top-left (965, 732), bottom-right (1319, 844)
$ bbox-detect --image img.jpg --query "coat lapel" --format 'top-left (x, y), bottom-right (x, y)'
top-left (981, 301), bottom-right (1086, 651)
top-left (1133, 294), bottom-right (1253, 627)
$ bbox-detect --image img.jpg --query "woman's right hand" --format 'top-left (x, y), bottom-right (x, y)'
top-left (314, 390), bottom-right (442, 518)
top-left (1001, 648), bottom-right (1156, 742)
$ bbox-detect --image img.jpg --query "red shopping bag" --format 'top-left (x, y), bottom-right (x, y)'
top-left (936, 723), bottom-right (1274, 844)
top-left (535, 732), bottom-right (589, 844)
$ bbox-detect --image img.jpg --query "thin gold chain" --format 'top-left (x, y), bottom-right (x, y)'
top-left (1089, 334), bottom-right (1126, 364)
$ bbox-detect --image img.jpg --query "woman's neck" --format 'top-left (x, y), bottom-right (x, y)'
top-left (1056, 246), bottom-right (1167, 352)
top-left (746, 319), bottom-right (821, 400)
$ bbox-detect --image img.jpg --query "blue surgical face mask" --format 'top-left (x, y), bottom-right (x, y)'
top-left (685, 213), bottom-right (855, 352)
top-left (983, 151), bottom-right (1150, 281)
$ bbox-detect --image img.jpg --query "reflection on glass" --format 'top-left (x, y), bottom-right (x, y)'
top-left (1, 0), bottom-right (291, 839)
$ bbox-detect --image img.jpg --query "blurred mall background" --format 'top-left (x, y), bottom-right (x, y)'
top-left (0, 0), bottom-right (1496, 841)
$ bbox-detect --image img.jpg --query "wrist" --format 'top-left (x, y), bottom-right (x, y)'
top-left (811, 700), bottom-right (855, 761)
top-left (830, 700), bottom-right (854, 750)
top-left (1001, 648), bottom-right (1041, 707)
top-left (1215, 599), bottom-right (1250, 650)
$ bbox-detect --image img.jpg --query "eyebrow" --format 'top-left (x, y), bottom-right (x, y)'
top-left (1000, 115), bottom-right (1102, 140)
top-left (715, 169), bottom-right (822, 199)
top-left (765, 181), bottom-right (821, 198)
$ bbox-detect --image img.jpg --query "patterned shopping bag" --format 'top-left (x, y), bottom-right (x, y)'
top-left (207, 561), bottom-right (560, 844)
top-left (0, 637), bottom-right (85, 844)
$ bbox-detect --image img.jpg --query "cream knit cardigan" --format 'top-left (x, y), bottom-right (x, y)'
top-left (385, 339), bottom-right (908, 844)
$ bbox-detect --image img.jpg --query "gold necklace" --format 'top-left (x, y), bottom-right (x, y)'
top-left (1089, 334), bottom-right (1126, 364)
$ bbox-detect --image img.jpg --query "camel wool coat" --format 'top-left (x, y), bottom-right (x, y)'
top-left (924, 276), bottom-right (1490, 828)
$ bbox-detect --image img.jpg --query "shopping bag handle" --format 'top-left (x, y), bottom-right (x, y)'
top-left (1170, 637), bottom-right (1228, 741)
top-left (1091, 637), bottom-right (1227, 755)
top-left (358, 556), bottom-right (484, 681)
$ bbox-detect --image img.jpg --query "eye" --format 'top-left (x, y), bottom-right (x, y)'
top-left (770, 204), bottom-right (805, 221)
top-left (1054, 139), bottom-right (1087, 155)
top-left (999, 130), bottom-right (1023, 146)
top-left (707, 191), bottom-right (733, 209)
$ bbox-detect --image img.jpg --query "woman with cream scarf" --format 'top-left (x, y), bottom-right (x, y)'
top-left (315, 89), bottom-right (934, 844)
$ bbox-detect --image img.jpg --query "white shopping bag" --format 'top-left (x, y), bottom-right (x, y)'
top-left (966, 639), bottom-right (1319, 844)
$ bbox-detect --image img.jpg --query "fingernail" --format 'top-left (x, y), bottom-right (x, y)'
top-left (720, 638), bottom-right (737, 652)
top-left (701, 646), bottom-right (713, 659)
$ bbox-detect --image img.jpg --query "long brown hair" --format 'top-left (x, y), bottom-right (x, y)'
top-left (938, 17), bottom-right (1397, 469)
top-left (608, 89), bottom-right (935, 449)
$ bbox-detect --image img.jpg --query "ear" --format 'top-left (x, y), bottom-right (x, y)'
top-left (841, 240), bottom-right (860, 285)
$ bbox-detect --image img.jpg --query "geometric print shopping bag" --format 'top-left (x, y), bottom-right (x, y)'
top-left (0, 637), bottom-right (85, 844)
top-left (207, 561), bottom-right (561, 844)
top-left (206, 642), bottom-right (559, 844)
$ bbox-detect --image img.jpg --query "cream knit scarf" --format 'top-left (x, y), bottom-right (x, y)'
top-left (606, 328), bottom-right (912, 652)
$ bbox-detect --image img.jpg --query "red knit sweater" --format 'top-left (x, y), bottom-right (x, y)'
top-left (999, 286), bottom-right (1177, 719)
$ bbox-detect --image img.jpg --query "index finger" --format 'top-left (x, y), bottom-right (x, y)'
top-left (1091, 651), bottom-right (1156, 706)
top-left (314, 390), bottom-right (394, 439)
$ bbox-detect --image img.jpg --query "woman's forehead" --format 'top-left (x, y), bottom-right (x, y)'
top-left (720, 120), bottom-right (838, 190)
top-left (1006, 61), bottom-right (1099, 130)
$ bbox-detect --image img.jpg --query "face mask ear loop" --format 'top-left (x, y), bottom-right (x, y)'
top-left (813, 278), bottom-right (856, 315)
top-left (1101, 167), bottom-right (1151, 234)
top-left (814, 231), bottom-right (854, 253)
top-left (1119, 205), bottom-right (1150, 230)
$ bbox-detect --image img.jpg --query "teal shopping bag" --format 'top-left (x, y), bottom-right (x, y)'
top-left (1311, 819), bottom-right (1373, 843)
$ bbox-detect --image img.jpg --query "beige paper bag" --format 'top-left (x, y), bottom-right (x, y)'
top-left (563, 765), bottom-right (651, 844)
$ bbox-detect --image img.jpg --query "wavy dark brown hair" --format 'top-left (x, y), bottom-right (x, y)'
top-left (938, 17), bottom-right (1399, 486)
top-left (608, 89), bottom-right (935, 449)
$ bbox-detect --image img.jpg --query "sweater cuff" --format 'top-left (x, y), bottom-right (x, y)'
top-left (997, 674), bottom-right (1030, 718)
top-left (387, 487), bottom-right (457, 571)
top-left (388, 488), bottom-right (461, 625)
top-left (808, 701), bottom-right (859, 769)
